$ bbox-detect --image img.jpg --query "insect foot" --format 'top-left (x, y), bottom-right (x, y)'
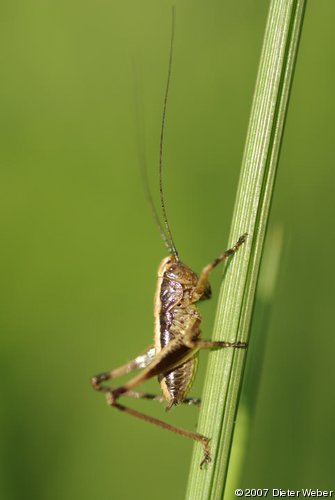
top-left (91, 374), bottom-right (107, 391)
top-left (236, 232), bottom-right (248, 247)
top-left (199, 437), bottom-right (212, 470)
top-left (233, 341), bottom-right (248, 349)
top-left (105, 390), bottom-right (116, 406)
top-left (224, 232), bottom-right (248, 257)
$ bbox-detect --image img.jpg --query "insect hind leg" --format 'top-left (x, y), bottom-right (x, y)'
top-left (93, 338), bottom-right (208, 466)
top-left (105, 390), bottom-right (210, 468)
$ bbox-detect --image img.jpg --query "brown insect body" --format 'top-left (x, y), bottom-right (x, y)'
top-left (91, 234), bottom-right (247, 467)
top-left (155, 256), bottom-right (203, 408)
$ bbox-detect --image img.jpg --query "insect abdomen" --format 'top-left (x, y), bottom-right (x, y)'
top-left (154, 258), bottom-right (201, 406)
top-left (159, 355), bottom-right (199, 407)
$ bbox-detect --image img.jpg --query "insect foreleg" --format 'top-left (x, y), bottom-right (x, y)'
top-left (193, 233), bottom-right (248, 299)
top-left (91, 345), bottom-right (156, 392)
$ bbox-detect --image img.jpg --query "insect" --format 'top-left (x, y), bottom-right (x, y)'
top-left (91, 9), bottom-right (247, 468)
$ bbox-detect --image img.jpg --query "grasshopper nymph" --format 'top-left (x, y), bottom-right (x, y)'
top-left (91, 9), bottom-right (247, 468)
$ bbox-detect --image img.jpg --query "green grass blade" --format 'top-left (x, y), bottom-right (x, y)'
top-left (185, 1), bottom-right (307, 499)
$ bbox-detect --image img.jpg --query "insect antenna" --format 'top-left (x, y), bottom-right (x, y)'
top-left (133, 61), bottom-right (173, 255)
top-left (136, 8), bottom-right (179, 260)
top-left (159, 6), bottom-right (179, 261)
top-left (139, 142), bottom-right (175, 256)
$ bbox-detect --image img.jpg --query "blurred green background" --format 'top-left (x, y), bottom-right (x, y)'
top-left (1, 1), bottom-right (334, 499)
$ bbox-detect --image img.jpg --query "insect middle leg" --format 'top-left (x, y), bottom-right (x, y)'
top-left (91, 347), bottom-right (200, 406)
top-left (124, 390), bottom-right (200, 407)
top-left (181, 314), bottom-right (247, 351)
top-left (91, 345), bottom-right (156, 392)
top-left (185, 338), bottom-right (247, 350)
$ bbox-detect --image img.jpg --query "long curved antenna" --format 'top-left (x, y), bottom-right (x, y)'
top-left (159, 6), bottom-right (179, 261)
top-left (139, 139), bottom-right (176, 255)
top-left (132, 61), bottom-right (174, 255)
